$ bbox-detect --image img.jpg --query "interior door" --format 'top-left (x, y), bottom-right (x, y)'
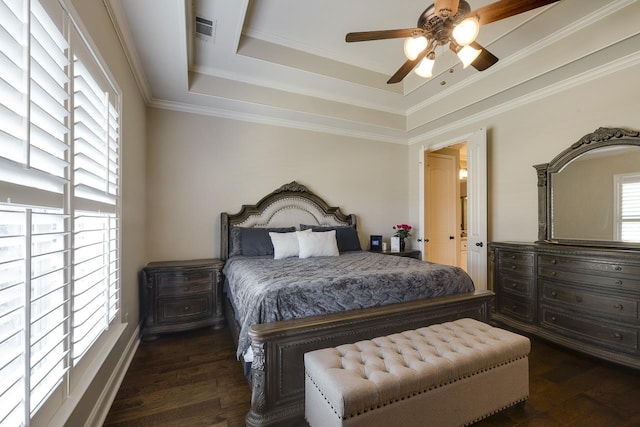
top-left (466, 128), bottom-right (488, 290)
top-left (424, 152), bottom-right (458, 265)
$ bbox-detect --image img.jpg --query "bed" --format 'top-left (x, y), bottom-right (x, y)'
top-left (220, 181), bottom-right (493, 427)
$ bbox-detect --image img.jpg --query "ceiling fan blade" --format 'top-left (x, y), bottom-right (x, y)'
top-left (387, 50), bottom-right (427, 84)
top-left (346, 28), bottom-right (420, 42)
top-left (471, 0), bottom-right (560, 26)
top-left (469, 41), bottom-right (498, 71)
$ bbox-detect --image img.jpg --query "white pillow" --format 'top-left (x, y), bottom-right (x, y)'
top-left (270, 229), bottom-right (310, 259)
top-left (297, 229), bottom-right (339, 259)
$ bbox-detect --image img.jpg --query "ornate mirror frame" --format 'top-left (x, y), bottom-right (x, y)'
top-left (534, 127), bottom-right (640, 248)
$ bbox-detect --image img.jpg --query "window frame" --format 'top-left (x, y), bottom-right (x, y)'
top-left (614, 172), bottom-right (640, 242)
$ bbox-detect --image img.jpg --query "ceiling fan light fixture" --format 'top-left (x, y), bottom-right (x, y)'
top-left (403, 36), bottom-right (428, 61)
top-left (457, 44), bottom-right (482, 68)
top-left (452, 16), bottom-right (480, 46)
top-left (414, 54), bottom-right (435, 78)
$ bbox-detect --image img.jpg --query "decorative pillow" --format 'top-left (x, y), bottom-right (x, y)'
top-left (230, 227), bottom-right (295, 257)
top-left (229, 227), bottom-right (243, 257)
top-left (299, 224), bottom-right (361, 252)
top-left (269, 229), bottom-right (311, 259)
top-left (297, 229), bottom-right (339, 259)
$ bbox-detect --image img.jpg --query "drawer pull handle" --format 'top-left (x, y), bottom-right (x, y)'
top-left (613, 333), bottom-right (622, 340)
top-left (184, 306), bottom-right (190, 311)
top-left (551, 291), bottom-right (557, 297)
top-left (614, 304), bottom-right (623, 310)
top-left (511, 255), bottom-right (516, 259)
top-left (551, 271), bottom-right (557, 276)
top-left (614, 266), bottom-right (622, 271)
top-left (511, 265), bottom-right (517, 270)
top-left (551, 316), bottom-right (557, 322)
top-left (551, 259), bottom-right (557, 264)
top-left (616, 280), bottom-right (623, 286)
top-left (511, 283), bottom-right (518, 288)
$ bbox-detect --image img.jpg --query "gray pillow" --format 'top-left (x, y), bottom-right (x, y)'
top-left (229, 227), bottom-right (296, 257)
top-left (299, 224), bottom-right (361, 252)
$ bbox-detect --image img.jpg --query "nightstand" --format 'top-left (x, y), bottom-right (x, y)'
top-left (372, 250), bottom-right (422, 260)
top-left (140, 258), bottom-right (225, 340)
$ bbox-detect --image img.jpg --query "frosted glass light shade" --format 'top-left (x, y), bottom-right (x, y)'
top-left (414, 56), bottom-right (435, 78)
top-left (452, 17), bottom-right (480, 46)
top-left (457, 45), bottom-right (482, 68)
top-left (403, 36), bottom-right (428, 60)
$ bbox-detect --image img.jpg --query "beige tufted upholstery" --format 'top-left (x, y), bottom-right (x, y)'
top-left (305, 318), bottom-right (530, 427)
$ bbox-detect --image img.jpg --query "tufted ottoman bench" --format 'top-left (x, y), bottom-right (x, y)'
top-left (304, 318), bottom-right (530, 427)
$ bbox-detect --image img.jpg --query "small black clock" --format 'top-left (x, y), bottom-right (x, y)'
top-left (369, 235), bottom-right (382, 251)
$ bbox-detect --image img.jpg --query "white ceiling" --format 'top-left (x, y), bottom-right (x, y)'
top-left (105, 0), bottom-right (640, 143)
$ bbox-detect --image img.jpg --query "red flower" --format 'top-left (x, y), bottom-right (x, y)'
top-left (392, 223), bottom-right (412, 238)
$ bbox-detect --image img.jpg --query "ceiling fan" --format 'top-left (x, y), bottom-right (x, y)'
top-left (345, 0), bottom-right (560, 84)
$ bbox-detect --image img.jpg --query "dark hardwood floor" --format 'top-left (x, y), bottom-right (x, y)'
top-left (104, 326), bottom-right (640, 427)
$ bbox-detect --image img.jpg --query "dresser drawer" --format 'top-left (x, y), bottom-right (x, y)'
top-left (538, 255), bottom-right (640, 279)
top-left (159, 296), bottom-right (213, 323)
top-left (498, 273), bottom-right (533, 298)
top-left (540, 281), bottom-right (638, 320)
top-left (157, 270), bottom-right (214, 296)
top-left (497, 294), bottom-right (535, 324)
top-left (538, 266), bottom-right (640, 293)
top-left (540, 307), bottom-right (638, 353)
top-left (499, 250), bottom-right (534, 266)
top-left (499, 261), bottom-right (534, 276)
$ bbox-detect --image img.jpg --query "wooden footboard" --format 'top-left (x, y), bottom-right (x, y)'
top-left (245, 289), bottom-right (493, 427)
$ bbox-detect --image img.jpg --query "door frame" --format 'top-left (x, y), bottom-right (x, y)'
top-left (419, 128), bottom-right (487, 290)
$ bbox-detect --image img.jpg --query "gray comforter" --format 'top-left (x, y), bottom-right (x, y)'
top-left (223, 251), bottom-right (475, 358)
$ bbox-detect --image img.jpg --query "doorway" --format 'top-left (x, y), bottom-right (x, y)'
top-left (420, 128), bottom-right (487, 290)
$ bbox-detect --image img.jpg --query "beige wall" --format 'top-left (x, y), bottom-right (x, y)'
top-left (145, 108), bottom-right (409, 261)
top-left (65, 0), bottom-right (147, 425)
top-left (408, 63), bottom-right (640, 245)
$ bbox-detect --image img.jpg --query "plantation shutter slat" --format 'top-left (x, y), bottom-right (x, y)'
top-left (0, 207), bottom-right (27, 426)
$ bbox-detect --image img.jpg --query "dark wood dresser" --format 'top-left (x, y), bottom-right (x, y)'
top-left (140, 258), bottom-right (225, 340)
top-left (489, 242), bottom-right (640, 369)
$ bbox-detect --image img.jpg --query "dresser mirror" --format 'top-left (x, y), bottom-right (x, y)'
top-left (534, 127), bottom-right (640, 248)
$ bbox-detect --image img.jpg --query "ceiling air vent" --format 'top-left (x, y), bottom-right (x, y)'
top-left (195, 16), bottom-right (215, 41)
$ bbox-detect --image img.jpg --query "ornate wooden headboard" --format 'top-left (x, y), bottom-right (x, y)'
top-left (220, 181), bottom-right (357, 260)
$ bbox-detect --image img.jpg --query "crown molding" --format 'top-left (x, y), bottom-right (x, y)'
top-left (408, 48), bottom-right (640, 145)
top-left (148, 98), bottom-right (409, 145)
top-left (149, 45), bottom-right (640, 148)
top-left (103, 0), bottom-right (153, 104)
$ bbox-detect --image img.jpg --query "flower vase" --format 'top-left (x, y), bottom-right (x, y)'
top-left (399, 238), bottom-right (405, 252)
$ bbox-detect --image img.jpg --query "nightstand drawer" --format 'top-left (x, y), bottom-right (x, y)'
top-left (157, 274), bottom-right (213, 297)
top-left (159, 296), bottom-right (212, 322)
top-left (157, 270), bottom-right (213, 293)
